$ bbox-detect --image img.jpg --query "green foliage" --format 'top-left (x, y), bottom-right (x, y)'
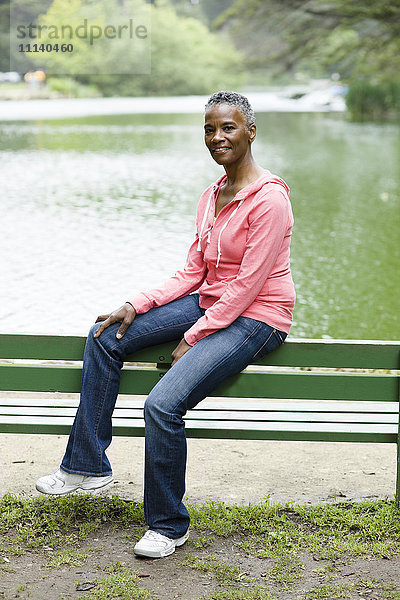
top-left (142, 0), bottom-right (243, 95)
top-left (346, 80), bottom-right (400, 121)
top-left (297, 26), bottom-right (360, 79)
top-left (34, 0), bottom-right (150, 78)
top-left (28, 0), bottom-right (243, 96)
top-left (215, 0), bottom-right (400, 119)
top-left (0, 0), bottom-right (10, 72)
top-left (47, 76), bottom-right (99, 97)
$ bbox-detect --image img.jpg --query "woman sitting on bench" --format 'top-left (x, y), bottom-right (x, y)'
top-left (36, 90), bottom-right (296, 559)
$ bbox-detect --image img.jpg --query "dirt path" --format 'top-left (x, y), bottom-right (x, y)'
top-left (2, 523), bottom-right (400, 600)
top-left (1, 433), bottom-right (396, 504)
top-left (1, 435), bottom-right (399, 599)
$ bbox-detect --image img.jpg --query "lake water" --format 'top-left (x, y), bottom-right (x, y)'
top-left (0, 106), bottom-right (399, 340)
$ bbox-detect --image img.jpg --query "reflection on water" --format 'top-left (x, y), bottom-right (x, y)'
top-left (0, 112), bottom-right (399, 339)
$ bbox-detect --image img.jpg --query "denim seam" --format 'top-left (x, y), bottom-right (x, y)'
top-left (252, 329), bottom-right (276, 361)
top-left (93, 353), bottom-right (114, 474)
top-left (273, 329), bottom-right (286, 344)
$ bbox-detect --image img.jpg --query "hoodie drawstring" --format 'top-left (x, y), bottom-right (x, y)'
top-left (216, 199), bottom-right (244, 267)
top-left (197, 186), bottom-right (215, 251)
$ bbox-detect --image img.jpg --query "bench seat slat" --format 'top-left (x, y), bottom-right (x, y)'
top-left (1, 407), bottom-right (397, 424)
top-left (0, 414), bottom-right (397, 434)
top-left (0, 397), bottom-right (397, 413)
top-left (0, 415), bottom-right (397, 435)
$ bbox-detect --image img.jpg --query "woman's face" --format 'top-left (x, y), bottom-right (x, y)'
top-left (204, 103), bottom-right (256, 166)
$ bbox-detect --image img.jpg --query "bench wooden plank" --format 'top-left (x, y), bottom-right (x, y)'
top-left (213, 370), bottom-right (398, 402)
top-left (1, 335), bottom-right (399, 369)
top-left (0, 335), bottom-right (87, 361)
top-left (0, 415), bottom-right (397, 433)
top-left (0, 416), bottom-right (397, 442)
top-left (0, 397), bottom-right (397, 413)
top-left (0, 406), bottom-right (397, 424)
top-left (0, 364), bottom-right (397, 401)
top-left (261, 339), bottom-right (400, 370)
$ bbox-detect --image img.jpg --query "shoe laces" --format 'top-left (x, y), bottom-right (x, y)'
top-left (144, 530), bottom-right (169, 542)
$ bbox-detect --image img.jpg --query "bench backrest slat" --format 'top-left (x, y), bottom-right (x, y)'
top-left (1, 335), bottom-right (399, 369)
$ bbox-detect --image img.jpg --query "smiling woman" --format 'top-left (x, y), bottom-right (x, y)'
top-left (204, 93), bottom-right (261, 217)
top-left (35, 91), bottom-right (295, 560)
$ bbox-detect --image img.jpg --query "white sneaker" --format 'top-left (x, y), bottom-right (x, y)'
top-left (35, 468), bottom-right (113, 495)
top-left (133, 529), bottom-right (189, 558)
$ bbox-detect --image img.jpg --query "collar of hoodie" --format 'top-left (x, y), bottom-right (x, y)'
top-left (197, 172), bottom-right (289, 268)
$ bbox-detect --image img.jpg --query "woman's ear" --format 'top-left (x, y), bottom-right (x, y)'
top-left (249, 123), bottom-right (256, 143)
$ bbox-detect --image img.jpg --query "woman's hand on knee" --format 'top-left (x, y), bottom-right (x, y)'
top-left (171, 338), bottom-right (192, 366)
top-left (94, 303), bottom-right (136, 339)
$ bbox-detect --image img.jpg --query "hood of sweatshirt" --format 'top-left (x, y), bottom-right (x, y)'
top-left (197, 169), bottom-right (289, 267)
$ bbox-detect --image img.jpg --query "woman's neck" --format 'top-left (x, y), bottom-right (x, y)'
top-left (223, 156), bottom-right (265, 191)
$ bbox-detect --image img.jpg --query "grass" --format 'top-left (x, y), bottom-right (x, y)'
top-left (46, 547), bottom-right (93, 568)
top-left (0, 492), bottom-right (144, 554)
top-left (79, 562), bottom-right (155, 600)
top-left (182, 553), bottom-right (256, 585)
top-left (189, 497), bottom-right (400, 560)
top-left (202, 588), bottom-right (276, 600)
top-left (1, 493), bottom-right (400, 599)
top-left (194, 533), bottom-right (216, 549)
top-left (295, 582), bottom-right (353, 599)
top-left (269, 554), bottom-right (303, 586)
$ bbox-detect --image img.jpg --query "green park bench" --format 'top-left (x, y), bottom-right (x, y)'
top-left (0, 334), bottom-right (399, 503)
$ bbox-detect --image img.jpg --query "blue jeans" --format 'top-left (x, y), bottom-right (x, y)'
top-left (61, 294), bottom-right (286, 539)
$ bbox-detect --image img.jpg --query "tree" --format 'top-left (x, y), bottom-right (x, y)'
top-left (26, 0), bottom-right (243, 95)
top-left (214, 0), bottom-right (400, 84)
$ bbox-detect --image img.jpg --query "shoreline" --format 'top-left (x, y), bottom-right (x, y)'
top-left (0, 86), bottom-right (346, 121)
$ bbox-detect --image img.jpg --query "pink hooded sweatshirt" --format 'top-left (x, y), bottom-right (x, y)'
top-left (130, 169), bottom-right (295, 346)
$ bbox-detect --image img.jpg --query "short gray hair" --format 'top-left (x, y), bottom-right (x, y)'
top-left (205, 91), bottom-right (255, 128)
